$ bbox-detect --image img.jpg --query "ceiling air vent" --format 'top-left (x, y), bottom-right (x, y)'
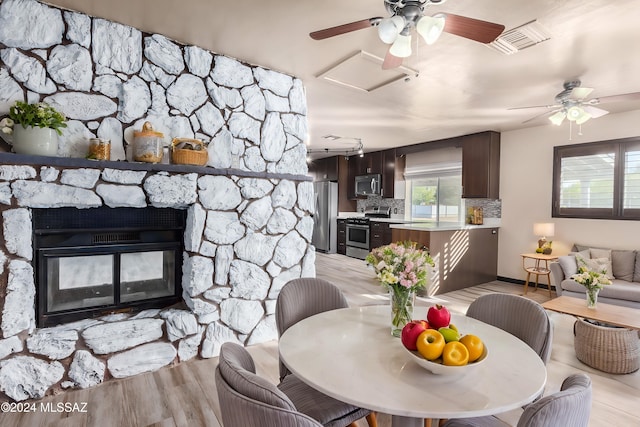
top-left (488, 20), bottom-right (551, 55)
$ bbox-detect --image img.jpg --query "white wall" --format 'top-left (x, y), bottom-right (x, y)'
top-left (498, 109), bottom-right (640, 282)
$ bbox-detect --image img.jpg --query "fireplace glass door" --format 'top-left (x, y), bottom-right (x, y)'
top-left (43, 244), bottom-right (180, 315)
top-left (120, 250), bottom-right (176, 302)
top-left (47, 253), bottom-right (115, 311)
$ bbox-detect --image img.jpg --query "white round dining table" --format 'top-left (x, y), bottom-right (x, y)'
top-left (278, 305), bottom-right (547, 427)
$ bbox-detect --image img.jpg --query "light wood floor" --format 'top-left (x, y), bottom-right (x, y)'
top-left (1, 253), bottom-right (638, 427)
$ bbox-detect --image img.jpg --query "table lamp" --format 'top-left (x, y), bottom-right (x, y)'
top-left (533, 223), bottom-right (555, 252)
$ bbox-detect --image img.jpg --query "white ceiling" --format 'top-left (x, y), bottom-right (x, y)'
top-left (48, 0), bottom-right (640, 157)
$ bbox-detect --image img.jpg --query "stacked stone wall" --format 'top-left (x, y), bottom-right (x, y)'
top-left (0, 164), bottom-right (315, 401)
top-left (0, 0), bottom-right (314, 402)
top-left (0, 0), bottom-right (308, 176)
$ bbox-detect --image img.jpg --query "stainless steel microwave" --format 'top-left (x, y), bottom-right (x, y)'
top-left (355, 174), bottom-right (381, 197)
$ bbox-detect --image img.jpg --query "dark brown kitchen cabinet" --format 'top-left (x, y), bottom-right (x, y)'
top-left (347, 150), bottom-right (398, 199)
top-left (308, 156), bottom-right (338, 182)
top-left (461, 131), bottom-right (500, 199)
top-left (369, 221), bottom-right (396, 249)
top-left (337, 219), bottom-right (346, 255)
top-left (347, 151), bottom-right (381, 183)
top-left (382, 148), bottom-right (398, 198)
top-left (308, 156), bottom-right (356, 212)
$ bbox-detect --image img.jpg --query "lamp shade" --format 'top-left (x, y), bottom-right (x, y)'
top-left (378, 15), bottom-right (405, 44)
top-left (575, 111), bottom-right (592, 125)
top-left (566, 105), bottom-right (589, 122)
top-left (389, 34), bottom-right (412, 58)
top-left (417, 14), bottom-right (446, 45)
top-left (533, 222), bottom-right (555, 237)
top-left (549, 110), bottom-right (566, 126)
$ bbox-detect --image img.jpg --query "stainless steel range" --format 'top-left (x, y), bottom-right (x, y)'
top-left (345, 217), bottom-right (370, 259)
top-left (345, 206), bottom-right (391, 260)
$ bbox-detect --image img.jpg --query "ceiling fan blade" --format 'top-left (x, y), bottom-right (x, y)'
top-left (508, 104), bottom-right (561, 111)
top-left (442, 14), bottom-right (505, 44)
top-left (382, 48), bottom-right (403, 70)
top-left (589, 91), bottom-right (640, 104)
top-left (310, 17), bottom-right (382, 40)
top-left (582, 105), bottom-right (609, 118)
top-left (522, 108), bottom-right (561, 124)
top-left (570, 87), bottom-right (594, 100)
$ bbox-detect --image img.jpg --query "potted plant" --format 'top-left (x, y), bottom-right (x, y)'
top-left (1, 101), bottom-right (67, 156)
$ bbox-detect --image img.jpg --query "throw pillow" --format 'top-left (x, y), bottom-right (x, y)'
top-left (557, 255), bottom-right (578, 278)
top-left (612, 250), bottom-right (635, 281)
top-left (572, 244), bottom-right (590, 252)
top-left (633, 252), bottom-right (640, 283)
top-left (575, 254), bottom-right (614, 280)
top-left (590, 247), bottom-right (612, 260)
top-left (569, 249), bottom-right (591, 260)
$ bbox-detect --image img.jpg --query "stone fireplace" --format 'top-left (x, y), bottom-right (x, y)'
top-left (0, 158), bottom-right (314, 402)
top-left (0, 0), bottom-right (314, 402)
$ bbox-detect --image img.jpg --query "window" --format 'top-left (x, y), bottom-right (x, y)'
top-left (403, 148), bottom-right (463, 223)
top-left (407, 173), bottom-right (462, 223)
top-left (552, 137), bottom-right (640, 219)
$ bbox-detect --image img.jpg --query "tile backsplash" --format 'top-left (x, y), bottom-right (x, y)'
top-left (357, 196), bottom-right (405, 215)
top-left (356, 197), bottom-right (502, 220)
top-left (463, 198), bottom-right (502, 218)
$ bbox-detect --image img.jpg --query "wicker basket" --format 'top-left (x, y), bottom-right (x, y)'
top-left (574, 318), bottom-right (640, 374)
top-left (171, 138), bottom-right (208, 166)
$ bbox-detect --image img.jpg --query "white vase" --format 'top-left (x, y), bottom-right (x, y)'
top-left (12, 125), bottom-right (58, 156)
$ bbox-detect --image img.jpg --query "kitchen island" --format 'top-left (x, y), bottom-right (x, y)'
top-left (390, 222), bottom-right (500, 296)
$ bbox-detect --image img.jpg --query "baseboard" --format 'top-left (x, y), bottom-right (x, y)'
top-left (497, 276), bottom-right (555, 290)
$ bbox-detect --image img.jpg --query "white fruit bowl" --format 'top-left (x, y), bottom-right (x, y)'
top-left (405, 345), bottom-right (488, 376)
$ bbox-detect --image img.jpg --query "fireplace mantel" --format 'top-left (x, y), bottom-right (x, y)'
top-left (0, 152), bottom-right (312, 182)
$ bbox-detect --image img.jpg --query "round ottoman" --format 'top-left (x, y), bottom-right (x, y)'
top-left (574, 318), bottom-right (640, 374)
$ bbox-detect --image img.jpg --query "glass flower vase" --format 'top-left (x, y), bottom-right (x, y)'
top-left (586, 288), bottom-right (599, 309)
top-left (389, 287), bottom-right (415, 337)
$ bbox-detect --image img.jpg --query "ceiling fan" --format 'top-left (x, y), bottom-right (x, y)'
top-left (310, 0), bottom-right (505, 69)
top-left (511, 80), bottom-right (640, 126)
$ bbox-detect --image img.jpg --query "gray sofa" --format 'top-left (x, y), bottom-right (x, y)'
top-left (550, 244), bottom-right (640, 309)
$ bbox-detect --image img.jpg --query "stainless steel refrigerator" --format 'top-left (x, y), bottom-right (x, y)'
top-left (312, 181), bottom-right (338, 253)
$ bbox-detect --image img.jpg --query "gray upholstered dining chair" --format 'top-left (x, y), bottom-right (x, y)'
top-left (217, 341), bottom-right (373, 427)
top-left (216, 342), bottom-right (323, 427)
top-left (440, 373), bottom-right (592, 427)
top-left (276, 278), bottom-right (378, 427)
top-left (465, 293), bottom-right (553, 364)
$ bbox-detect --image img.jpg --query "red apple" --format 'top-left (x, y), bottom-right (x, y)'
top-left (427, 304), bottom-right (451, 329)
top-left (401, 320), bottom-right (429, 351)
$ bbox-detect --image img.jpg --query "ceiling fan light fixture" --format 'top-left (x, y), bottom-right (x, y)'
top-left (417, 14), bottom-right (446, 45)
top-left (566, 105), bottom-right (588, 122)
top-left (389, 34), bottom-right (412, 57)
top-left (549, 110), bottom-right (566, 126)
top-left (378, 15), bottom-right (405, 44)
top-left (575, 112), bottom-right (592, 125)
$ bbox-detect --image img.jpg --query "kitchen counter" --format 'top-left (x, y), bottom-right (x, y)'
top-left (336, 213), bottom-right (412, 223)
top-left (389, 220), bottom-right (500, 231)
top-left (367, 218), bottom-right (414, 223)
top-left (390, 222), bottom-right (500, 296)
top-left (336, 214), bottom-right (501, 228)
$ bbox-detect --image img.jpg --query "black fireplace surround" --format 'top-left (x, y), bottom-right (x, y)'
top-left (33, 207), bottom-right (185, 327)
